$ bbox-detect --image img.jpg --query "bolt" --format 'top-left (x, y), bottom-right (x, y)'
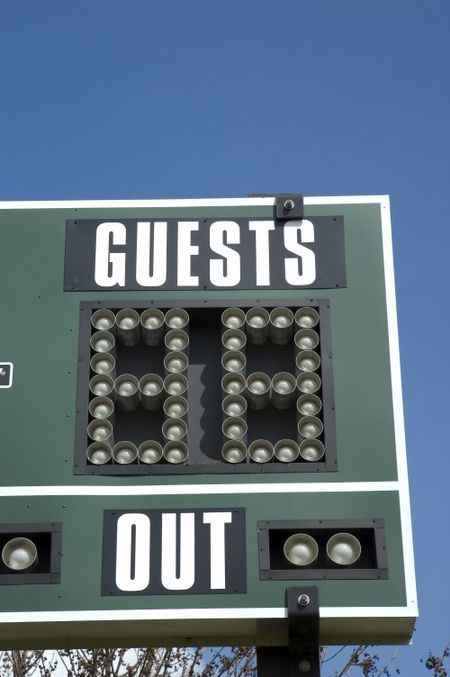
top-left (298, 659), bottom-right (311, 672)
top-left (284, 198), bottom-right (295, 211)
top-left (298, 594), bottom-right (310, 607)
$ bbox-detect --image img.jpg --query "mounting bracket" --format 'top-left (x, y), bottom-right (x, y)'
top-left (247, 193), bottom-right (304, 220)
top-left (256, 587), bottom-right (320, 676)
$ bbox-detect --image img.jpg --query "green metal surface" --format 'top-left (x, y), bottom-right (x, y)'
top-left (0, 491), bottom-right (404, 613)
top-left (0, 203), bottom-right (396, 486)
top-left (0, 200), bottom-right (414, 646)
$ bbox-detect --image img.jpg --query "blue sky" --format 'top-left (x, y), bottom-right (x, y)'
top-left (1, 1), bottom-right (449, 674)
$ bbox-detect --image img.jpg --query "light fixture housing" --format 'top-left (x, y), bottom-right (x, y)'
top-left (258, 519), bottom-right (388, 580)
top-left (0, 523), bottom-right (62, 585)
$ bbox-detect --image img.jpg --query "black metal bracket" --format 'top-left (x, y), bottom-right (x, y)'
top-left (257, 587), bottom-right (320, 676)
top-left (247, 193), bottom-right (304, 220)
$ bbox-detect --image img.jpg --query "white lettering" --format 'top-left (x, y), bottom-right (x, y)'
top-left (203, 512), bottom-right (232, 589)
top-left (161, 513), bottom-right (195, 590)
top-left (209, 221), bottom-right (241, 287)
top-left (248, 220), bottom-right (275, 286)
top-left (136, 221), bottom-right (168, 287)
top-left (177, 222), bottom-right (199, 286)
top-left (94, 222), bottom-right (126, 287)
top-left (115, 513), bottom-right (150, 592)
top-left (284, 220), bottom-right (316, 285)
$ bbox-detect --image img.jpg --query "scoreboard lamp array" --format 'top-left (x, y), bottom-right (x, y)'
top-left (74, 300), bottom-right (336, 475)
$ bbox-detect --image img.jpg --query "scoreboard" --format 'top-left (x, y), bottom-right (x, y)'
top-left (0, 196), bottom-right (417, 648)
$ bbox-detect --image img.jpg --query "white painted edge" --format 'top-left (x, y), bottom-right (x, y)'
top-left (0, 195), bottom-right (389, 210)
top-left (0, 482), bottom-right (399, 497)
top-left (0, 606), bottom-right (414, 624)
top-left (379, 196), bottom-right (418, 618)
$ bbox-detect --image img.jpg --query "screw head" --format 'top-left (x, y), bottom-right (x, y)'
top-left (284, 198), bottom-right (295, 211)
top-left (298, 593), bottom-right (310, 607)
top-left (298, 658), bottom-right (311, 672)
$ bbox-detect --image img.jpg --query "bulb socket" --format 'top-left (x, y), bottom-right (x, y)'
top-left (274, 439), bottom-right (299, 463)
top-left (112, 441), bottom-right (138, 465)
top-left (326, 533), bottom-right (361, 566)
top-left (296, 350), bottom-right (321, 374)
top-left (221, 328), bottom-right (247, 352)
top-left (165, 308), bottom-right (189, 330)
top-left (295, 307), bottom-right (320, 329)
top-left (269, 307), bottom-right (294, 345)
top-left (87, 419), bottom-right (114, 443)
top-left (165, 329), bottom-right (189, 355)
top-left (245, 372), bottom-right (271, 410)
top-left (89, 374), bottom-right (114, 398)
top-left (164, 373), bottom-right (188, 397)
top-left (245, 307), bottom-right (270, 345)
top-left (221, 350), bottom-right (246, 374)
top-left (222, 394), bottom-right (247, 418)
top-left (222, 416), bottom-right (247, 442)
top-left (162, 418), bottom-right (187, 442)
top-left (283, 533), bottom-right (319, 566)
top-left (138, 440), bottom-right (163, 465)
top-left (248, 439), bottom-right (274, 463)
top-left (221, 372), bottom-right (246, 396)
top-left (140, 309), bottom-right (166, 346)
top-left (299, 439), bottom-right (325, 462)
top-left (115, 309), bottom-right (141, 346)
top-left (271, 372), bottom-right (297, 410)
top-left (88, 396), bottom-right (115, 422)
top-left (114, 374), bottom-right (140, 411)
top-left (164, 395), bottom-right (189, 420)
top-left (221, 307), bottom-right (245, 330)
top-left (90, 330), bottom-right (116, 355)
top-left (297, 372), bottom-right (321, 395)
top-left (91, 309), bottom-right (116, 333)
top-left (221, 440), bottom-right (247, 464)
top-left (297, 415), bottom-right (323, 439)
top-left (164, 351), bottom-right (188, 376)
top-left (2, 537), bottom-right (38, 571)
top-left (296, 394), bottom-right (322, 417)
top-left (139, 374), bottom-right (164, 411)
top-left (90, 353), bottom-right (116, 377)
top-left (294, 328), bottom-right (320, 352)
top-left (163, 441), bottom-right (189, 464)
top-left (86, 441), bottom-right (112, 465)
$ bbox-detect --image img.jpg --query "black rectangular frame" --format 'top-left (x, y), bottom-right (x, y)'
top-left (0, 522), bottom-right (62, 585)
top-left (257, 518), bottom-right (388, 581)
top-left (74, 298), bottom-right (336, 476)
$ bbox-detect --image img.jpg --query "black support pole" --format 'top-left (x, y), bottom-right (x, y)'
top-left (257, 587), bottom-right (320, 677)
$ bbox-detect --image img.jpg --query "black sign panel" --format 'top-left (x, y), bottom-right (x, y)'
top-left (64, 217), bottom-right (346, 291)
top-left (102, 508), bottom-right (246, 596)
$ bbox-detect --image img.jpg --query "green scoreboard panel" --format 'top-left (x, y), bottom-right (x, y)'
top-left (0, 196), bottom-right (417, 648)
